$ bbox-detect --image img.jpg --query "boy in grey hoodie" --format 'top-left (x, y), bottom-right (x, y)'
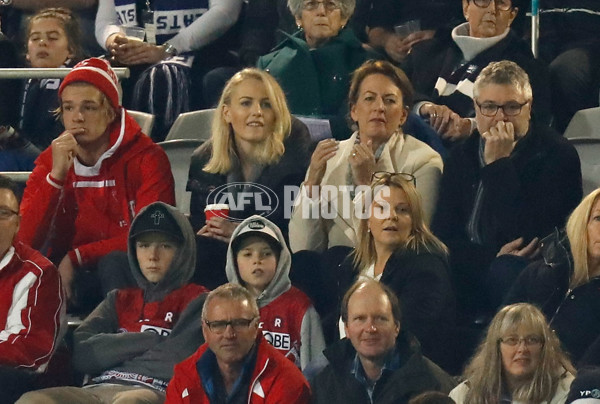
top-left (17, 202), bottom-right (208, 404)
top-left (226, 215), bottom-right (325, 370)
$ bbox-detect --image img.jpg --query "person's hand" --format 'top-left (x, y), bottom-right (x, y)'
top-left (441, 116), bottom-right (473, 142)
top-left (384, 30), bottom-right (434, 62)
top-left (105, 32), bottom-right (126, 54)
top-left (110, 37), bottom-right (167, 65)
top-left (481, 121), bottom-right (516, 165)
top-left (58, 255), bottom-right (75, 302)
top-left (50, 131), bottom-right (81, 181)
top-left (349, 140), bottom-right (376, 186)
top-left (383, 34), bottom-right (407, 62)
top-left (398, 30), bottom-right (435, 54)
top-left (420, 103), bottom-right (472, 141)
top-left (305, 139), bottom-right (338, 197)
top-left (497, 237), bottom-right (540, 259)
top-left (197, 217), bottom-right (239, 243)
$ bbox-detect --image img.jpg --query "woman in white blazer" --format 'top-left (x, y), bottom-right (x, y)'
top-left (289, 60), bottom-right (443, 253)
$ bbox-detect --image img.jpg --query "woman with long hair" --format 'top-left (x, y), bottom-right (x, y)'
top-left (450, 303), bottom-right (575, 403)
top-left (188, 67), bottom-right (311, 288)
top-left (332, 171), bottom-right (454, 369)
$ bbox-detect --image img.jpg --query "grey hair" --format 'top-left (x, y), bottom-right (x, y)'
top-left (201, 283), bottom-right (259, 320)
top-left (473, 60), bottom-right (533, 100)
top-left (288, 0), bottom-right (356, 19)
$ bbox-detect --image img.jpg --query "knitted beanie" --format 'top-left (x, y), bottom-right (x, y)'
top-left (59, 57), bottom-right (119, 107)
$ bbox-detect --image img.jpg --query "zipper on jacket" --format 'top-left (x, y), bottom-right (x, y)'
top-left (247, 358), bottom-right (269, 403)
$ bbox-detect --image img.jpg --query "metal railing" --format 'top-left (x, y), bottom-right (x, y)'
top-left (0, 67), bottom-right (130, 80)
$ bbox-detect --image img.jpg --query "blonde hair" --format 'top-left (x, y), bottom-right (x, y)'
top-left (55, 82), bottom-right (117, 123)
top-left (566, 188), bottom-right (600, 289)
top-left (201, 283), bottom-right (259, 320)
top-left (463, 303), bottom-right (575, 404)
top-left (203, 68), bottom-right (291, 174)
top-left (353, 174), bottom-right (448, 270)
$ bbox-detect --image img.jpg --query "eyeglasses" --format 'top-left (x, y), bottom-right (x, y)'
top-left (499, 335), bottom-right (544, 347)
top-left (471, 0), bottom-right (513, 11)
top-left (204, 318), bottom-right (257, 334)
top-left (0, 207), bottom-right (19, 220)
top-left (371, 171), bottom-right (417, 186)
top-left (303, 0), bottom-right (340, 12)
top-left (475, 100), bottom-right (529, 117)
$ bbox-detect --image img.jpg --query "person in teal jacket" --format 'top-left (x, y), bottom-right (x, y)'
top-left (257, 0), bottom-right (378, 140)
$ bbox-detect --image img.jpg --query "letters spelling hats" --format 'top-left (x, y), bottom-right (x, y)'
top-left (130, 203), bottom-right (183, 242)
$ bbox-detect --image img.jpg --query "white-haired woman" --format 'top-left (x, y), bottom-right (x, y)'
top-left (257, 0), bottom-right (379, 140)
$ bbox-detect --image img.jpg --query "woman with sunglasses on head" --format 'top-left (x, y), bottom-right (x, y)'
top-left (402, 0), bottom-right (551, 143)
top-left (450, 303), bottom-right (575, 404)
top-left (333, 171), bottom-right (456, 371)
top-left (289, 59), bottom-right (443, 254)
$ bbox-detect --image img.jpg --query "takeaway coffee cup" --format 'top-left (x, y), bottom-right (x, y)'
top-left (204, 204), bottom-right (230, 221)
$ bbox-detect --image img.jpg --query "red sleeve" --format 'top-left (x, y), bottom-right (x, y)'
top-left (165, 359), bottom-right (199, 404)
top-left (69, 145), bottom-right (175, 267)
top-left (18, 155), bottom-right (75, 252)
top-left (0, 253), bottom-right (64, 371)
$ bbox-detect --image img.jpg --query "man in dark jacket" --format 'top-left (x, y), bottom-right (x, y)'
top-left (311, 279), bottom-right (456, 404)
top-left (432, 60), bottom-right (582, 317)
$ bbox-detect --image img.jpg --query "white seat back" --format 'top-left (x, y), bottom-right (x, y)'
top-left (570, 137), bottom-right (600, 196)
top-left (165, 109), bottom-right (215, 141)
top-left (127, 110), bottom-right (155, 136)
top-left (564, 107), bottom-right (600, 139)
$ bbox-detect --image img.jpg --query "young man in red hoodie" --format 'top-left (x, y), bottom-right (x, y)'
top-left (18, 57), bottom-right (175, 310)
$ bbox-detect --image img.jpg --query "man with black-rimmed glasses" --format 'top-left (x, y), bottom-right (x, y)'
top-left (166, 283), bottom-right (310, 403)
top-left (432, 60), bottom-right (582, 319)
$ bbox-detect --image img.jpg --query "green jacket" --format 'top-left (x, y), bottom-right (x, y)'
top-left (257, 28), bottom-right (379, 139)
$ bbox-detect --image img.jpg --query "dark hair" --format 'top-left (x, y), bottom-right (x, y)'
top-left (0, 175), bottom-right (21, 205)
top-left (341, 279), bottom-right (402, 325)
top-left (348, 60), bottom-right (415, 110)
top-left (408, 392), bottom-right (455, 404)
top-left (26, 7), bottom-right (84, 63)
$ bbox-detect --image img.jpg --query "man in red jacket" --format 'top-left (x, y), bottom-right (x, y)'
top-left (165, 283), bottom-right (311, 403)
top-left (0, 175), bottom-right (64, 402)
top-left (18, 57), bottom-right (175, 310)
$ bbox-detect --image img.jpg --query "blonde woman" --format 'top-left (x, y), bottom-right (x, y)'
top-left (450, 303), bottom-right (575, 404)
top-left (506, 188), bottom-right (600, 364)
top-left (334, 172), bottom-right (454, 370)
top-left (188, 67), bottom-right (311, 288)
